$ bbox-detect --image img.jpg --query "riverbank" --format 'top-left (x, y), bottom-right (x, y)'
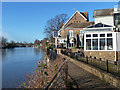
top-left (1, 45), bottom-right (32, 49)
top-left (25, 50), bottom-right (65, 88)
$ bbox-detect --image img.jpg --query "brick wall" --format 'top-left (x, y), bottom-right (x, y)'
top-left (117, 51), bottom-right (120, 61)
top-left (64, 12), bottom-right (87, 27)
top-left (60, 29), bottom-right (83, 38)
top-left (84, 51), bottom-right (120, 62)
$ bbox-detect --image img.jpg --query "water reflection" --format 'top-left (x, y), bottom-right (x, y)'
top-left (34, 48), bottom-right (41, 55)
top-left (1, 49), bottom-right (7, 59)
top-left (2, 47), bottom-right (43, 88)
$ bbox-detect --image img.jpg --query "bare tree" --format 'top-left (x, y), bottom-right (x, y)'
top-left (0, 36), bottom-right (7, 46)
top-left (44, 14), bottom-right (68, 38)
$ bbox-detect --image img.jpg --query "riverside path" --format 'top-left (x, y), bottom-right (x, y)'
top-left (59, 54), bottom-right (116, 89)
top-left (67, 61), bottom-right (115, 88)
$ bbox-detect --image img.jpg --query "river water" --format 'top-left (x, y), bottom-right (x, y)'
top-left (2, 47), bottom-right (44, 88)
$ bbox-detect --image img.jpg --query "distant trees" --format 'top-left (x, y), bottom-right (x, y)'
top-left (34, 39), bottom-right (41, 45)
top-left (44, 13), bottom-right (68, 41)
top-left (0, 37), bottom-right (7, 46)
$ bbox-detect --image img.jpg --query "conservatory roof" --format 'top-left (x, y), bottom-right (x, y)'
top-left (86, 23), bottom-right (113, 28)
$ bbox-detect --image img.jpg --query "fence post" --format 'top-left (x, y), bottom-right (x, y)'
top-left (106, 60), bottom-right (109, 73)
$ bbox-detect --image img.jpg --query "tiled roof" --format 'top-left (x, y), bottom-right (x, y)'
top-left (81, 12), bottom-right (89, 21)
top-left (64, 22), bottom-right (94, 29)
top-left (93, 8), bottom-right (114, 17)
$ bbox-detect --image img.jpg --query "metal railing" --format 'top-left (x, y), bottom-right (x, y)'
top-left (45, 59), bottom-right (68, 89)
top-left (61, 50), bottom-right (120, 77)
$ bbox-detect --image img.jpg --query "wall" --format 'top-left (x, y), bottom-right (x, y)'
top-left (84, 51), bottom-right (120, 62)
top-left (95, 16), bottom-right (114, 26)
top-left (117, 51), bottom-right (120, 62)
top-left (84, 51), bottom-right (114, 61)
top-left (64, 11), bottom-right (87, 27)
top-left (59, 29), bottom-right (83, 38)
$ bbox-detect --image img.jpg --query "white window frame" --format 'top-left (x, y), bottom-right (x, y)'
top-left (84, 32), bottom-right (116, 51)
top-left (68, 30), bottom-right (73, 37)
top-left (79, 30), bottom-right (83, 36)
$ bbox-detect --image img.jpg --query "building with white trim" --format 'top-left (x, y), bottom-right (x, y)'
top-left (84, 6), bottom-right (120, 62)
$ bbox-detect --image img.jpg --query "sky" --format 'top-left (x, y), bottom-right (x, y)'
top-left (2, 2), bottom-right (117, 43)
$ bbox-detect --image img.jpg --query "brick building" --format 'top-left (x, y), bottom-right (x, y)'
top-left (54, 10), bottom-right (94, 48)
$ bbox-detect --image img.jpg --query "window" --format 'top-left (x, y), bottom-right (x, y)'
top-left (69, 43), bottom-right (71, 47)
top-left (92, 39), bottom-right (98, 50)
top-left (93, 34), bottom-right (98, 37)
top-left (107, 33), bottom-right (112, 37)
top-left (85, 33), bottom-right (114, 51)
top-left (68, 30), bottom-right (73, 37)
top-left (79, 30), bottom-right (83, 35)
top-left (114, 14), bottom-right (120, 26)
top-left (100, 38), bottom-right (105, 50)
top-left (107, 38), bottom-right (113, 50)
top-left (86, 34), bottom-right (91, 37)
top-left (86, 39), bottom-right (91, 50)
top-left (53, 31), bottom-right (58, 37)
top-left (100, 34), bottom-right (105, 37)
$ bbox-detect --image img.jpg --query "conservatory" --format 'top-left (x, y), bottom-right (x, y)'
top-left (84, 32), bottom-right (117, 51)
top-left (83, 23), bottom-right (120, 61)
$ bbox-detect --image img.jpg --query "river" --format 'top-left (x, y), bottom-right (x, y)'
top-left (2, 47), bottom-right (44, 88)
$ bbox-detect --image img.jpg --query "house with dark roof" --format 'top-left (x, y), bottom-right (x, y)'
top-left (93, 8), bottom-right (114, 26)
top-left (54, 10), bottom-right (94, 48)
top-left (83, 6), bottom-right (120, 62)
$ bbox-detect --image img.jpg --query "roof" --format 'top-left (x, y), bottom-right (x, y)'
top-left (61, 10), bottom-right (89, 30)
top-left (93, 8), bottom-right (114, 17)
top-left (86, 23), bottom-right (113, 28)
top-left (81, 12), bottom-right (89, 21)
top-left (64, 21), bottom-right (94, 29)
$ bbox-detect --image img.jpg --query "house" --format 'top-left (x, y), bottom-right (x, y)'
top-left (93, 8), bottom-right (114, 26)
top-left (54, 10), bottom-right (94, 48)
top-left (114, 4), bottom-right (120, 31)
top-left (84, 6), bottom-right (120, 62)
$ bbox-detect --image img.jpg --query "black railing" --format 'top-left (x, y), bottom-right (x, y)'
top-left (61, 50), bottom-right (120, 77)
top-left (45, 56), bottom-right (79, 89)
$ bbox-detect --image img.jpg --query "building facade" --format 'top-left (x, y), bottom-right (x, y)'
top-left (54, 10), bottom-right (94, 48)
top-left (84, 6), bottom-right (120, 62)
